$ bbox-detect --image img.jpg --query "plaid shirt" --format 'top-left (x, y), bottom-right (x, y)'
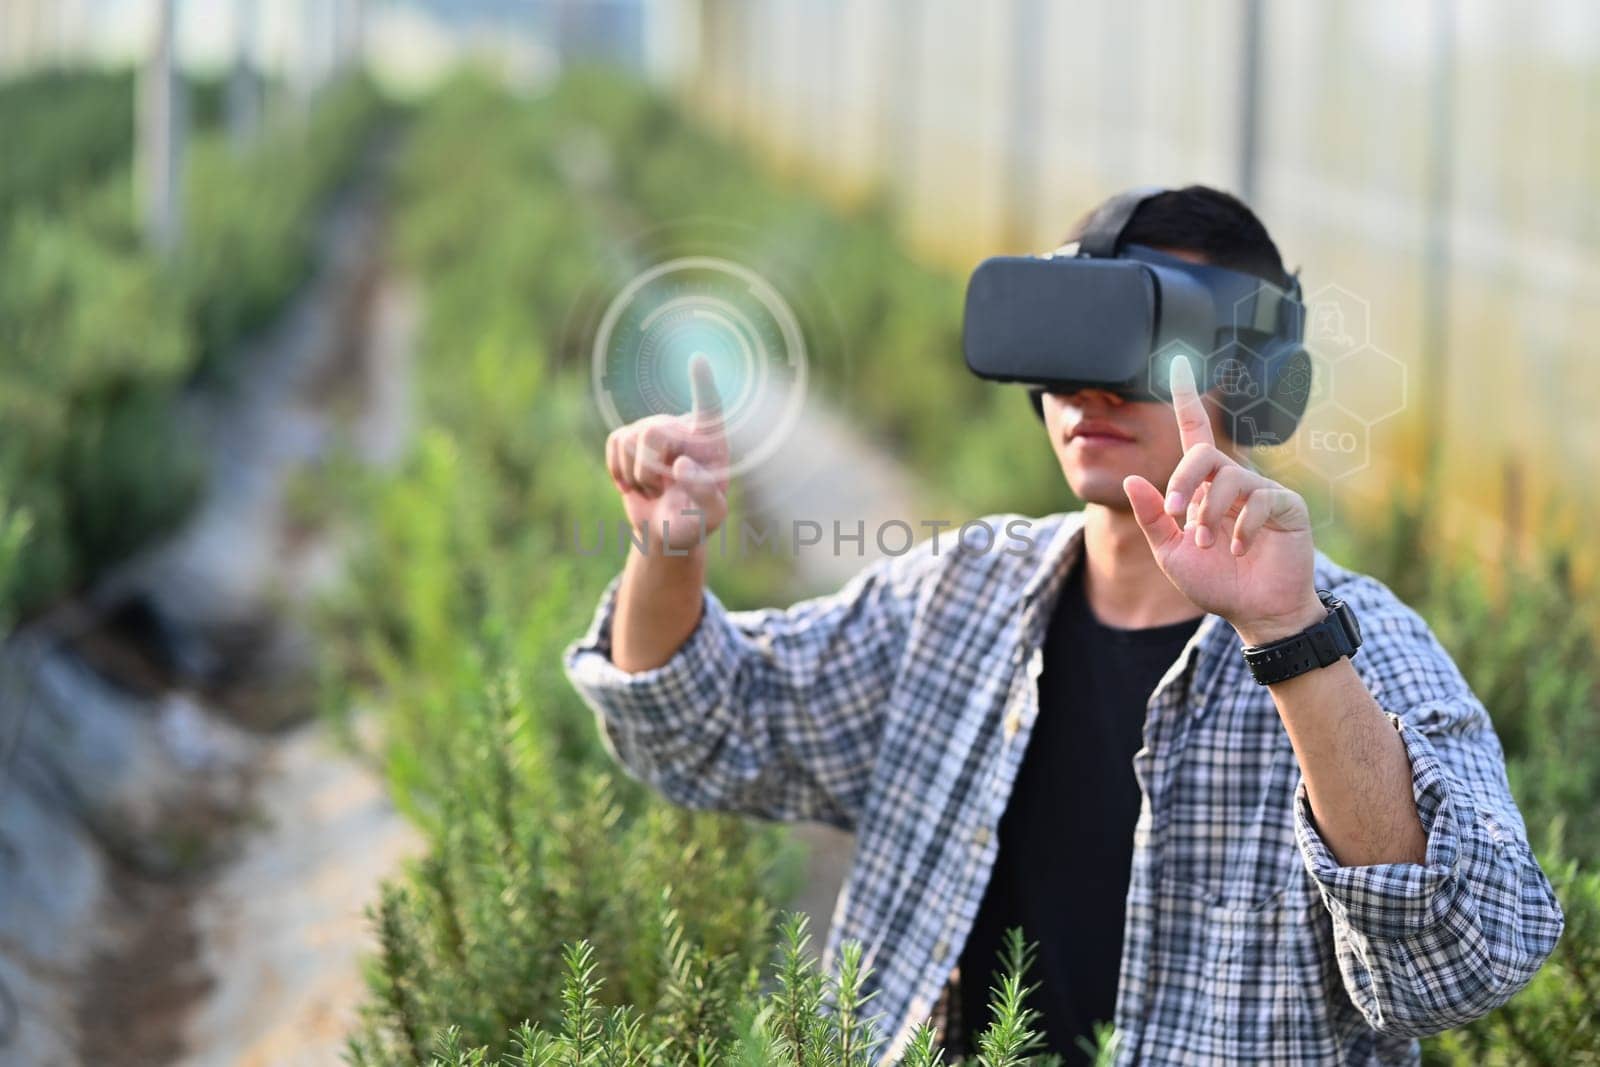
top-left (562, 509), bottom-right (1564, 1064)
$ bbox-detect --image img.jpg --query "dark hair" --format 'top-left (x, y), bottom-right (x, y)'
top-left (1027, 184), bottom-right (1290, 421)
top-left (1066, 184), bottom-right (1290, 289)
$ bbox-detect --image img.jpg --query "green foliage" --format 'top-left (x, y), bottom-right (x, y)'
top-left (0, 492), bottom-right (30, 633)
top-left (0, 180), bottom-right (198, 609)
top-left (328, 78), bottom-right (785, 1064)
top-left (353, 910), bottom-right (1057, 1067)
top-left (180, 78), bottom-right (384, 378)
top-left (0, 75), bottom-right (379, 619)
top-left (964, 930), bottom-right (1058, 1067)
top-left (0, 69), bottom-right (228, 230)
top-left (0, 70), bottom-right (133, 228)
top-left (1414, 557), bottom-right (1598, 864)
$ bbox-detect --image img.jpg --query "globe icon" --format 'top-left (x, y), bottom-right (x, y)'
top-left (1215, 358), bottom-right (1257, 398)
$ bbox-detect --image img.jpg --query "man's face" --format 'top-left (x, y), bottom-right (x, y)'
top-left (1039, 247), bottom-right (1236, 510)
top-left (1041, 387), bottom-right (1191, 508)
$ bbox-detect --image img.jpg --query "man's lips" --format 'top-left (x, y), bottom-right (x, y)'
top-left (1067, 420), bottom-right (1135, 444)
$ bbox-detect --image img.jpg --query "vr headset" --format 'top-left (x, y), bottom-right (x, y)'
top-left (962, 185), bottom-right (1312, 446)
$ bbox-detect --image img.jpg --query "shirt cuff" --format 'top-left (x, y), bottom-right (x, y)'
top-left (1293, 713), bottom-right (1467, 940)
top-left (560, 569), bottom-right (745, 731)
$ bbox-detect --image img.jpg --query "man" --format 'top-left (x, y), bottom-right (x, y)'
top-left (562, 186), bottom-right (1563, 1064)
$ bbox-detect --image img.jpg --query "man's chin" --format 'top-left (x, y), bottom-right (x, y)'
top-left (1063, 473), bottom-right (1138, 512)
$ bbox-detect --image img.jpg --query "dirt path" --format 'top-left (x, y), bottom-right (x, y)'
top-left (167, 266), bottom-right (425, 1067)
top-left (151, 196), bottom-right (425, 1067)
top-left (177, 716), bottom-right (420, 1067)
top-left (0, 141), bottom-right (422, 1067)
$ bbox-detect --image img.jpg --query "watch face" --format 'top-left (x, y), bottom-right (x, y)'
top-left (1336, 601), bottom-right (1361, 644)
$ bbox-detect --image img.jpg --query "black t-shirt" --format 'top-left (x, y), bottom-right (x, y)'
top-left (955, 563), bottom-right (1202, 1062)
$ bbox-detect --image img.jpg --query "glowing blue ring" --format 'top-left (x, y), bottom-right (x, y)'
top-left (591, 256), bottom-right (808, 479)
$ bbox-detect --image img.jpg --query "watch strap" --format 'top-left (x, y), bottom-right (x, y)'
top-left (1241, 590), bottom-right (1360, 685)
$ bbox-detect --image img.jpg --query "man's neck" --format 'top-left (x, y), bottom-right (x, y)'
top-left (1079, 503), bottom-right (1207, 630)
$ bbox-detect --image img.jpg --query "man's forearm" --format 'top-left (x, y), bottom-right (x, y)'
top-left (612, 541), bottom-right (707, 673)
top-left (1260, 654), bottom-right (1428, 867)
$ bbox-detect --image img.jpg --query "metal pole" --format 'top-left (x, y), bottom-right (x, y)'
top-left (138, 0), bottom-right (183, 256)
top-left (1099, 0), bottom-right (1138, 185)
top-left (812, 0), bottom-right (839, 169)
top-left (714, 0), bottom-right (730, 126)
top-left (698, 0), bottom-right (717, 111)
top-left (291, 0), bottom-right (325, 121)
top-left (7, 0), bottom-right (42, 75)
top-left (1006, 0), bottom-right (1045, 248)
top-left (886, 0), bottom-right (922, 204)
top-left (1420, 0), bottom-right (1455, 512)
top-left (347, 0), bottom-right (367, 72)
top-left (328, 0), bottom-right (346, 75)
top-left (742, 0), bottom-right (759, 135)
top-left (228, 0), bottom-right (261, 152)
top-left (1237, 0), bottom-right (1264, 203)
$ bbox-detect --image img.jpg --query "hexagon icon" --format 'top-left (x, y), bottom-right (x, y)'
top-left (1214, 332), bottom-right (1314, 444)
top-left (1226, 396), bottom-right (1298, 450)
top-left (1214, 356), bottom-right (1262, 401)
top-left (1231, 277), bottom-right (1304, 344)
top-left (1300, 352), bottom-right (1332, 412)
top-left (1254, 451), bottom-right (1338, 531)
top-left (1146, 338), bottom-right (1209, 402)
top-left (1242, 417), bottom-right (1295, 462)
top-left (1331, 344), bottom-right (1408, 425)
top-left (1294, 405), bottom-right (1371, 481)
top-left (1277, 350), bottom-right (1320, 413)
top-left (1304, 283), bottom-right (1370, 360)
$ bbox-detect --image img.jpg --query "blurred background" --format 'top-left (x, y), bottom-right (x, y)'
top-left (0, 2), bottom-right (1596, 1065)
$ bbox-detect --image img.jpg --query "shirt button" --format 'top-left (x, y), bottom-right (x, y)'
top-left (932, 939), bottom-right (949, 962)
top-left (972, 825), bottom-right (991, 848)
top-left (1004, 709), bottom-right (1023, 739)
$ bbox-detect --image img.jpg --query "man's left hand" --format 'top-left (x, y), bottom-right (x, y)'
top-left (1122, 355), bottom-right (1325, 647)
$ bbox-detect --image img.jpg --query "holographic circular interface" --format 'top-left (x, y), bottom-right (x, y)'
top-left (591, 256), bottom-right (808, 479)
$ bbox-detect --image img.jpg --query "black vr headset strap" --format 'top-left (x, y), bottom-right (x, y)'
top-left (1280, 267), bottom-right (1306, 339)
top-left (1075, 184), bottom-right (1168, 259)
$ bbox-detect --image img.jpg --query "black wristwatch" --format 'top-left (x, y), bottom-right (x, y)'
top-left (1240, 589), bottom-right (1362, 686)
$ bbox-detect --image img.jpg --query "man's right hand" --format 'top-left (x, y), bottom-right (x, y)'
top-left (605, 352), bottom-right (730, 553)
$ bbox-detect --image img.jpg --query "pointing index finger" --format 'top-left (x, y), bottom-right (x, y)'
top-left (688, 352), bottom-right (722, 431)
top-left (1168, 354), bottom-right (1215, 452)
